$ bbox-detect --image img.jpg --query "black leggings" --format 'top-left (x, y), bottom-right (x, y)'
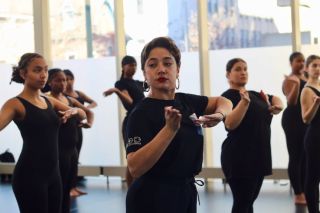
top-left (59, 149), bottom-right (78, 213)
top-left (72, 127), bottom-right (83, 188)
top-left (228, 177), bottom-right (264, 213)
top-left (284, 128), bottom-right (306, 195)
top-left (12, 165), bottom-right (62, 213)
top-left (304, 132), bottom-right (320, 213)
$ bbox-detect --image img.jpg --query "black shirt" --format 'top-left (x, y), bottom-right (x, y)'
top-left (115, 78), bottom-right (145, 114)
top-left (221, 89), bottom-right (274, 179)
top-left (126, 93), bottom-right (209, 178)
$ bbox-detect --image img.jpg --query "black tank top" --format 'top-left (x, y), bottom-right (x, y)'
top-left (58, 96), bottom-right (78, 152)
top-left (282, 78), bottom-right (308, 129)
top-left (306, 86), bottom-right (320, 126)
top-left (14, 96), bottom-right (60, 173)
top-left (65, 91), bottom-right (85, 105)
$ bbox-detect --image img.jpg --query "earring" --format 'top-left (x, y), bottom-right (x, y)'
top-left (143, 79), bottom-right (150, 92)
top-left (176, 77), bottom-right (180, 90)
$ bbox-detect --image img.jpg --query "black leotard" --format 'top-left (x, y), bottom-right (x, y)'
top-left (12, 96), bottom-right (62, 213)
top-left (64, 91), bottom-right (84, 188)
top-left (304, 86), bottom-right (320, 213)
top-left (58, 96), bottom-right (78, 213)
top-left (282, 78), bottom-right (308, 195)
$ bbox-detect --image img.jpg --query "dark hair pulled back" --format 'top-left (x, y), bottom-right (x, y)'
top-left (10, 53), bottom-right (43, 84)
top-left (141, 37), bottom-right (181, 71)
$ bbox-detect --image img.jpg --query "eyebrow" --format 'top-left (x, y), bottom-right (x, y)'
top-left (34, 66), bottom-right (48, 69)
top-left (148, 57), bottom-right (174, 62)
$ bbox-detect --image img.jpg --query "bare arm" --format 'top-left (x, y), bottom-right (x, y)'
top-left (103, 88), bottom-right (133, 105)
top-left (0, 99), bottom-right (17, 131)
top-left (301, 88), bottom-right (320, 124)
top-left (203, 97), bottom-right (233, 117)
top-left (46, 96), bottom-right (87, 122)
top-left (283, 75), bottom-right (300, 105)
top-left (70, 98), bottom-right (94, 126)
top-left (268, 96), bottom-right (284, 115)
top-left (77, 91), bottom-right (97, 109)
top-left (127, 107), bottom-right (181, 178)
top-left (225, 91), bottom-right (250, 130)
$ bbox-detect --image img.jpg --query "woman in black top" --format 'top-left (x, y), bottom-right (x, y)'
top-left (125, 37), bottom-right (232, 213)
top-left (282, 52), bottom-right (308, 204)
top-left (103, 55), bottom-right (145, 187)
top-left (300, 55), bottom-right (320, 213)
top-left (42, 69), bottom-right (94, 213)
top-left (221, 58), bottom-right (283, 213)
top-left (0, 53), bottom-right (87, 213)
top-left (63, 69), bottom-right (97, 197)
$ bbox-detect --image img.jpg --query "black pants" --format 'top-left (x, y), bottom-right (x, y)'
top-left (72, 127), bottom-right (83, 188)
top-left (12, 165), bottom-right (62, 213)
top-left (304, 127), bottom-right (320, 213)
top-left (126, 176), bottom-right (199, 213)
top-left (59, 149), bottom-right (78, 213)
top-left (284, 128), bottom-right (306, 195)
top-left (228, 177), bottom-right (264, 213)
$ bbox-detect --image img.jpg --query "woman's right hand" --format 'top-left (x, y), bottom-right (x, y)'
top-left (103, 88), bottom-right (118, 97)
top-left (284, 74), bottom-right (300, 84)
top-left (164, 106), bottom-right (181, 131)
top-left (314, 96), bottom-right (320, 104)
top-left (240, 90), bottom-right (250, 104)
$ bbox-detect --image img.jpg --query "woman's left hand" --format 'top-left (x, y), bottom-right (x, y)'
top-left (194, 113), bottom-right (224, 128)
top-left (59, 108), bottom-right (78, 123)
top-left (78, 121), bottom-right (92, 129)
top-left (268, 105), bottom-right (282, 115)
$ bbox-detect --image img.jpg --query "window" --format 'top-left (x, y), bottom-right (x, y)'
top-left (214, 0), bottom-right (218, 12)
top-left (137, 0), bottom-right (143, 14)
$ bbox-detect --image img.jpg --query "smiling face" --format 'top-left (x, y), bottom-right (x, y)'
top-left (143, 47), bottom-right (180, 92)
top-left (20, 57), bottom-right (48, 90)
top-left (227, 61), bottom-right (248, 87)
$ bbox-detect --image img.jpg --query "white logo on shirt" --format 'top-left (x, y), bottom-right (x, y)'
top-left (126, 137), bottom-right (142, 148)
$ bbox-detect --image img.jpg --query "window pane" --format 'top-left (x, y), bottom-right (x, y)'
top-left (0, 0), bottom-right (34, 63)
top-left (90, 0), bottom-right (116, 57)
top-left (50, 0), bottom-right (87, 60)
top-left (208, 0), bottom-right (293, 50)
top-left (124, 0), bottom-right (199, 55)
top-left (300, 0), bottom-right (320, 46)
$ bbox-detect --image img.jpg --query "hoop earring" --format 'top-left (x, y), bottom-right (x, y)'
top-left (143, 79), bottom-right (150, 92)
top-left (176, 77), bottom-right (180, 90)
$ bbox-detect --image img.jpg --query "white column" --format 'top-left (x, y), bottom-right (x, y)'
top-left (33, 0), bottom-right (52, 67)
top-left (291, 0), bottom-right (301, 52)
top-left (114, 0), bottom-right (127, 166)
top-left (197, 0), bottom-right (213, 168)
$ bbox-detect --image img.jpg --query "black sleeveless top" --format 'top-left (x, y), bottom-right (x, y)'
top-left (65, 91), bottom-right (85, 105)
top-left (282, 78), bottom-right (308, 131)
top-left (305, 86), bottom-right (320, 127)
top-left (14, 96), bottom-right (60, 173)
top-left (58, 96), bottom-right (78, 152)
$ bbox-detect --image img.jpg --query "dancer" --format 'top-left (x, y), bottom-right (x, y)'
top-left (300, 55), bottom-right (320, 213)
top-left (103, 55), bottom-right (145, 187)
top-left (282, 52), bottom-right (308, 204)
top-left (125, 37), bottom-right (232, 213)
top-left (221, 58), bottom-right (283, 213)
top-left (64, 69), bottom-right (97, 196)
top-left (0, 53), bottom-right (87, 213)
top-left (42, 69), bottom-right (94, 213)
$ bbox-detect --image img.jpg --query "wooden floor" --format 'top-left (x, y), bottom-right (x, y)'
top-left (0, 177), bottom-right (310, 213)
